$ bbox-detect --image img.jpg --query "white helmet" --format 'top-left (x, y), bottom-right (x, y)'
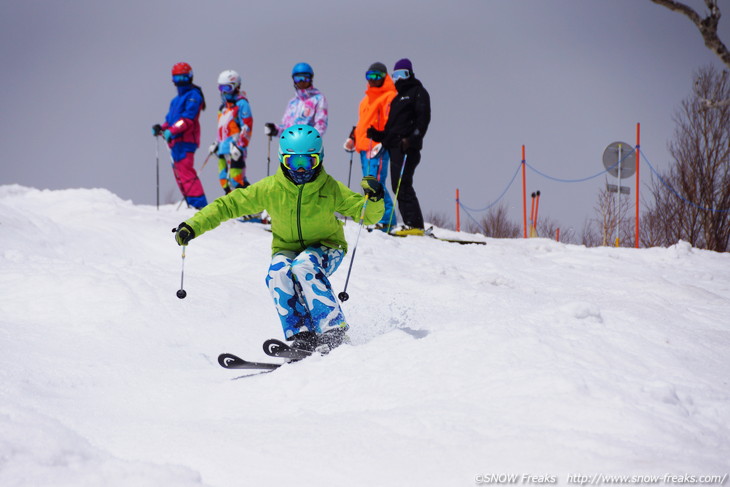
top-left (217, 70), bottom-right (241, 92)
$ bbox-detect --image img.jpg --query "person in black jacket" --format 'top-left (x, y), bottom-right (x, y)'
top-left (367, 58), bottom-right (431, 236)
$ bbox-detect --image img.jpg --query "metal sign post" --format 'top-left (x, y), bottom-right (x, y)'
top-left (602, 142), bottom-right (636, 247)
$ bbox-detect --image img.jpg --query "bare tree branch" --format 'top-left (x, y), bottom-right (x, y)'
top-left (699, 96), bottom-right (730, 108)
top-left (650, 0), bottom-right (730, 107)
top-left (642, 65), bottom-right (730, 251)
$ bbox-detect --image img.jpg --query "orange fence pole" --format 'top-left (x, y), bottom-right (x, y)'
top-left (522, 145), bottom-right (527, 238)
top-left (530, 192), bottom-right (536, 235)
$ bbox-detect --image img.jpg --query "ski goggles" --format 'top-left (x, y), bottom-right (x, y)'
top-left (292, 74), bottom-right (312, 83)
top-left (281, 153), bottom-right (321, 171)
top-left (365, 70), bottom-right (385, 81)
top-left (172, 74), bottom-right (192, 84)
top-left (218, 84), bottom-right (235, 93)
top-left (391, 69), bottom-right (410, 81)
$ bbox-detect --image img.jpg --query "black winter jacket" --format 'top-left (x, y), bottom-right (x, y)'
top-left (381, 76), bottom-right (431, 150)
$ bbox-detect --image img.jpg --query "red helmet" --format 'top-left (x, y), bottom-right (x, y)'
top-left (171, 62), bottom-right (193, 77)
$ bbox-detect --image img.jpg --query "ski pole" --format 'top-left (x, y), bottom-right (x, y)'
top-left (386, 153), bottom-right (408, 234)
top-left (266, 135), bottom-right (272, 176)
top-left (199, 149), bottom-right (215, 171)
top-left (177, 244), bottom-right (188, 299)
top-left (347, 149), bottom-right (354, 188)
top-left (342, 149), bottom-right (356, 227)
top-left (156, 137), bottom-right (161, 210)
top-left (338, 196), bottom-right (369, 302)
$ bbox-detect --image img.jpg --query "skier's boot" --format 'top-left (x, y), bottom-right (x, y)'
top-left (290, 331), bottom-right (317, 353)
top-left (391, 225), bottom-right (425, 237)
top-left (316, 328), bottom-right (347, 354)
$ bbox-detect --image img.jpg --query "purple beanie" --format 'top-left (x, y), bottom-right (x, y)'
top-left (394, 58), bottom-right (413, 72)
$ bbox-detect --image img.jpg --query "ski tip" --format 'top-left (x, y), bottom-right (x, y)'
top-left (263, 339), bottom-right (286, 356)
top-left (218, 353), bottom-right (240, 368)
top-left (218, 352), bottom-right (281, 371)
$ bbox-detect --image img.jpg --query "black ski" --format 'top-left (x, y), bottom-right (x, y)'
top-left (218, 353), bottom-right (281, 371)
top-left (217, 339), bottom-right (313, 374)
top-left (263, 338), bottom-right (313, 361)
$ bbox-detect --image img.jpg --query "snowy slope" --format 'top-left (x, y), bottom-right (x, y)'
top-left (1, 185), bottom-right (729, 487)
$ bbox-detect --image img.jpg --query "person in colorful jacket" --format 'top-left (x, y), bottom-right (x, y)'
top-left (368, 58), bottom-right (431, 236)
top-left (264, 62), bottom-right (328, 138)
top-left (173, 125), bottom-right (384, 353)
top-left (344, 62), bottom-right (397, 231)
top-left (152, 62), bottom-right (208, 209)
top-left (209, 70), bottom-right (253, 194)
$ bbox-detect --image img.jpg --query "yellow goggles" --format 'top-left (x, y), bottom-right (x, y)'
top-left (282, 153), bottom-right (321, 171)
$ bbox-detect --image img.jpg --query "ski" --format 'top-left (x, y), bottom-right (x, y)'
top-left (429, 235), bottom-right (487, 245)
top-left (217, 339), bottom-right (311, 374)
top-left (263, 338), bottom-right (313, 361)
top-left (375, 226), bottom-right (487, 245)
top-left (218, 353), bottom-right (281, 371)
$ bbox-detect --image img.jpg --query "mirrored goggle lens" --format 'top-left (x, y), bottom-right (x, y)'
top-left (365, 71), bottom-right (385, 81)
top-left (282, 153), bottom-right (320, 171)
top-left (292, 74), bottom-right (312, 83)
top-left (391, 69), bottom-right (410, 81)
top-left (218, 84), bottom-right (235, 93)
top-left (172, 74), bottom-right (191, 83)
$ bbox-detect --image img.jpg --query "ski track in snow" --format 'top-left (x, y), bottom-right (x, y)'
top-left (1, 185), bottom-right (729, 486)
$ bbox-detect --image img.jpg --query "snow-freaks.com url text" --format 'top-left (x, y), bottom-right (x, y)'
top-left (474, 473), bottom-right (728, 485)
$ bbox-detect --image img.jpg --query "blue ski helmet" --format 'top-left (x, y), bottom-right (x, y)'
top-left (291, 62), bottom-right (314, 78)
top-left (278, 124), bottom-right (323, 159)
top-left (278, 124), bottom-right (324, 184)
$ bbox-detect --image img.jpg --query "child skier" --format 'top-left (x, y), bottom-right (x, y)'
top-left (152, 62), bottom-right (208, 209)
top-left (209, 70), bottom-right (253, 194)
top-left (173, 125), bottom-right (384, 352)
top-left (264, 62), bottom-right (328, 138)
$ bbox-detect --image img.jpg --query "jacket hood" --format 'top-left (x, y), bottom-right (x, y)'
top-left (295, 85), bottom-right (322, 100)
top-left (395, 76), bottom-right (422, 93)
top-left (365, 74), bottom-right (396, 98)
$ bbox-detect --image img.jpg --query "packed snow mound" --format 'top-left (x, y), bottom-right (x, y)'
top-left (0, 405), bottom-right (208, 487)
top-left (1, 185), bottom-right (729, 487)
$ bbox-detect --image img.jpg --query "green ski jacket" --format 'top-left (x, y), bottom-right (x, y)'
top-left (184, 166), bottom-right (384, 255)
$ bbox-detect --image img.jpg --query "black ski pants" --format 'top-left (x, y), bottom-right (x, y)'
top-left (388, 145), bottom-right (424, 229)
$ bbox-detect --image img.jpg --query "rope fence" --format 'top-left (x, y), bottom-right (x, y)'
top-left (457, 145), bottom-right (730, 229)
top-left (640, 150), bottom-right (730, 214)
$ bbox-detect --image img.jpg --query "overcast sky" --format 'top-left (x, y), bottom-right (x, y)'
top-left (1, 0), bottom-right (728, 237)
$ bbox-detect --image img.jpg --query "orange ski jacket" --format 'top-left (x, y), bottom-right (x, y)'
top-left (354, 75), bottom-right (397, 153)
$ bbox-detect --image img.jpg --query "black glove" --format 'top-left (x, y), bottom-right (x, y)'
top-left (400, 137), bottom-right (411, 152)
top-left (360, 176), bottom-right (384, 202)
top-left (366, 126), bottom-right (384, 143)
top-left (152, 124), bottom-right (163, 136)
top-left (264, 123), bottom-right (279, 137)
top-left (172, 222), bottom-right (195, 246)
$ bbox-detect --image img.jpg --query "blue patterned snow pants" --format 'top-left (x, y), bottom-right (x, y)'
top-left (265, 245), bottom-right (348, 339)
